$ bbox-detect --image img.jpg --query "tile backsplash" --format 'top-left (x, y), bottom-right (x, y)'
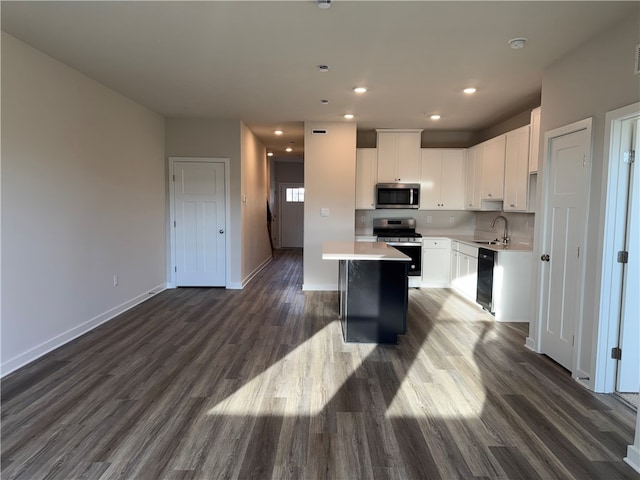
top-left (355, 209), bottom-right (535, 246)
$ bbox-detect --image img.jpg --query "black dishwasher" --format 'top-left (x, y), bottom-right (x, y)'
top-left (476, 248), bottom-right (495, 313)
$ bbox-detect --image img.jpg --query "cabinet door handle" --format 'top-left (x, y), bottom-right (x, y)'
top-left (541, 254), bottom-right (550, 262)
top-left (510, 204), bottom-right (516, 207)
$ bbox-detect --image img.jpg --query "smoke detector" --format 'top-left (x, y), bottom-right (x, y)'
top-left (508, 37), bottom-right (527, 50)
top-left (316, 0), bottom-right (331, 9)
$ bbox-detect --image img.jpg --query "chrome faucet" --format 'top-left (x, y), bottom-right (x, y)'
top-left (491, 215), bottom-right (509, 244)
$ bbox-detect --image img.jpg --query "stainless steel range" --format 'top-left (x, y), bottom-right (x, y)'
top-left (373, 218), bottom-right (422, 287)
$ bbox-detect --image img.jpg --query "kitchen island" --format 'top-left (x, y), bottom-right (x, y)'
top-left (322, 241), bottom-right (410, 343)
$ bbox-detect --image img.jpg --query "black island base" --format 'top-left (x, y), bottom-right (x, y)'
top-left (338, 258), bottom-right (409, 344)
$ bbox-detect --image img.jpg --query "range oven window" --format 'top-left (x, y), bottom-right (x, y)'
top-left (387, 243), bottom-right (421, 276)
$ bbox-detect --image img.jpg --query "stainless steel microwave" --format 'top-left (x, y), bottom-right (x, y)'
top-left (375, 183), bottom-right (420, 209)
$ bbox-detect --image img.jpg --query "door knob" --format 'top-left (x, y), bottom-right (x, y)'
top-left (541, 254), bottom-right (550, 262)
top-left (219, 229), bottom-right (224, 234)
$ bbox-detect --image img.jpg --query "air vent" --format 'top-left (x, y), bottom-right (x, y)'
top-left (312, 129), bottom-right (328, 135)
top-left (635, 43), bottom-right (640, 75)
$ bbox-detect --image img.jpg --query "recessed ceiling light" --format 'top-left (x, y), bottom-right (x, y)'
top-left (430, 114), bottom-right (441, 120)
top-left (463, 87), bottom-right (477, 94)
top-left (285, 147), bottom-right (293, 152)
top-left (274, 130), bottom-right (283, 135)
top-left (353, 87), bottom-right (367, 94)
top-left (267, 152), bottom-right (274, 157)
top-left (344, 114), bottom-right (354, 119)
top-left (508, 37), bottom-right (527, 49)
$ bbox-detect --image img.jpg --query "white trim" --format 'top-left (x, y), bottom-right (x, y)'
top-left (168, 157), bottom-right (230, 288)
top-left (302, 283), bottom-right (337, 291)
top-left (241, 256), bottom-right (272, 288)
top-left (0, 284), bottom-right (166, 377)
top-left (626, 443), bottom-right (640, 474)
top-left (594, 103), bottom-right (640, 393)
top-left (524, 337), bottom-right (537, 352)
top-left (531, 117), bottom-right (593, 377)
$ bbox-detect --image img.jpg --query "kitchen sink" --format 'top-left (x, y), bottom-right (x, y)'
top-left (473, 240), bottom-right (501, 245)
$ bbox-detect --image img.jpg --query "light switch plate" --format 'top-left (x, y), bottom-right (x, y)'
top-left (320, 208), bottom-right (330, 217)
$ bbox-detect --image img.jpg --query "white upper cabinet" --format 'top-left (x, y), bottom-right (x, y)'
top-left (376, 129), bottom-right (422, 183)
top-left (355, 148), bottom-right (377, 210)
top-left (465, 144), bottom-right (483, 210)
top-left (504, 125), bottom-right (531, 212)
top-left (420, 148), bottom-right (465, 210)
top-left (481, 134), bottom-right (506, 200)
top-left (528, 107), bottom-right (541, 174)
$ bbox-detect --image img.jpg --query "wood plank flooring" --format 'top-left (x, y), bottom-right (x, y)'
top-left (2, 249), bottom-right (637, 479)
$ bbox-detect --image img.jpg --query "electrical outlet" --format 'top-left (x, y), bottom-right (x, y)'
top-left (360, 216), bottom-right (365, 224)
top-left (113, 275), bottom-right (119, 287)
top-left (427, 216), bottom-right (432, 224)
top-left (449, 216), bottom-right (455, 224)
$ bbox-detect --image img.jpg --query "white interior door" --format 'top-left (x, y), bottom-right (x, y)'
top-left (279, 183), bottom-right (304, 248)
top-left (539, 126), bottom-right (591, 371)
top-left (173, 161), bottom-right (226, 286)
top-left (617, 120), bottom-right (640, 392)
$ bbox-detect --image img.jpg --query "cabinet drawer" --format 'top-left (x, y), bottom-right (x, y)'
top-left (423, 238), bottom-right (450, 249)
top-left (458, 243), bottom-right (478, 257)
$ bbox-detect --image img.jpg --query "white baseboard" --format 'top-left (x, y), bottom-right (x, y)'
top-left (1, 284), bottom-right (166, 377)
top-left (302, 283), bottom-right (337, 291)
top-left (241, 256), bottom-right (272, 288)
top-left (524, 336), bottom-right (537, 352)
top-left (625, 443), bottom-right (640, 474)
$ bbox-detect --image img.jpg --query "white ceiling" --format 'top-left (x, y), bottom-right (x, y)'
top-left (2, 1), bottom-right (637, 159)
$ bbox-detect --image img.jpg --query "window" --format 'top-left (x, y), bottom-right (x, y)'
top-left (285, 187), bottom-right (305, 203)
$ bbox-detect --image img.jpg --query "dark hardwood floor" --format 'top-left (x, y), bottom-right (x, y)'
top-left (2, 249), bottom-right (637, 479)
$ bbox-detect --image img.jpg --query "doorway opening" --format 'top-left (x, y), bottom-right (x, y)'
top-left (597, 103), bottom-right (639, 408)
top-left (279, 183), bottom-right (304, 249)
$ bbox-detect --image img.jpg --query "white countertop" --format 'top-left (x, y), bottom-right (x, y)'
top-left (354, 234), bottom-right (533, 252)
top-left (322, 241), bottom-right (411, 261)
top-left (442, 235), bottom-right (533, 252)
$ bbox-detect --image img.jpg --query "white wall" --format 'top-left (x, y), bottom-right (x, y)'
top-left (164, 118), bottom-right (243, 286)
top-left (303, 122), bottom-right (356, 290)
top-left (240, 122), bottom-right (272, 282)
top-left (530, 14), bottom-right (640, 382)
top-left (1, 33), bottom-right (166, 375)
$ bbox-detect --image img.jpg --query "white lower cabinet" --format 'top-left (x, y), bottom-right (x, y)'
top-left (492, 251), bottom-right (532, 322)
top-left (450, 241), bottom-right (478, 301)
top-left (421, 238), bottom-right (451, 287)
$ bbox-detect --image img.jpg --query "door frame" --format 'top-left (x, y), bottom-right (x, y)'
top-left (168, 157), bottom-right (231, 288)
top-left (529, 117), bottom-right (593, 380)
top-left (594, 102), bottom-right (640, 393)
